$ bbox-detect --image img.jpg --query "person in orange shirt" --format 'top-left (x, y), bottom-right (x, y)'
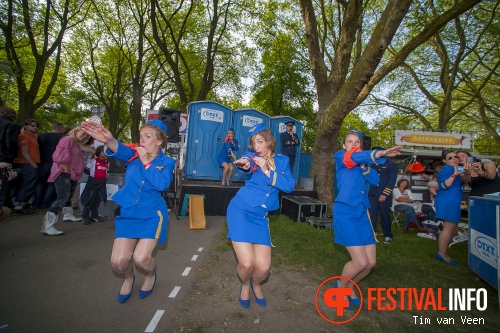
top-left (11, 119), bottom-right (40, 215)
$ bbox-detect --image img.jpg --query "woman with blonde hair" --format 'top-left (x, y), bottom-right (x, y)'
top-left (333, 129), bottom-right (402, 309)
top-left (81, 119), bottom-right (176, 303)
top-left (41, 126), bottom-right (90, 236)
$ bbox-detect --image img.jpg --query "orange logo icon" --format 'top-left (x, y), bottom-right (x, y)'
top-left (315, 276), bottom-right (362, 324)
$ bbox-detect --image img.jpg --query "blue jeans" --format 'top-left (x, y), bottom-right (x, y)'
top-left (12, 163), bottom-right (39, 206)
top-left (33, 163), bottom-right (56, 207)
top-left (394, 204), bottom-right (418, 227)
top-left (421, 205), bottom-right (435, 221)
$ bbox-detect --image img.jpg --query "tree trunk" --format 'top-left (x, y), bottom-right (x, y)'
top-left (301, 0), bottom-right (480, 203)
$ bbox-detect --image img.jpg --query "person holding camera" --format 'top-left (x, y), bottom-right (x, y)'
top-left (434, 150), bottom-right (472, 265)
top-left (217, 128), bottom-right (238, 186)
top-left (280, 121), bottom-right (300, 172)
top-left (469, 159), bottom-right (500, 198)
top-left (0, 163), bottom-right (18, 223)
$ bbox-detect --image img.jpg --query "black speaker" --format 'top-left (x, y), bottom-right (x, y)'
top-left (362, 135), bottom-right (372, 150)
top-left (158, 108), bottom-right (180, 142)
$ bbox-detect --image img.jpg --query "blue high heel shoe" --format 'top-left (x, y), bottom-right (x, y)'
top-left (250, 280), bottom-right (266, 307)
top-left (239, 285), bottom-right (250, 308)
top-left (333, 280), bottom-right (353, 310)
top-left (138, 271), bottom-right (156, 299)
top-left (348, 296), bottom-right (360, 307)
top-left (118, 276), bottom-right (135, 303)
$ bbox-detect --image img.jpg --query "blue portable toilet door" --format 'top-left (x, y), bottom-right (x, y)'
top-left (232, 109), bottom-right (271, 182)
top-left (270, 116), bottom-right (302, 185)
top-left (184, 101), bottom-right (233, 180)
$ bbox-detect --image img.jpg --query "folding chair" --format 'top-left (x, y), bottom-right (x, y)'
top-left (391, 208), bottom-right (404, 228)
top-left (449, 222), bottom-right (468, 247)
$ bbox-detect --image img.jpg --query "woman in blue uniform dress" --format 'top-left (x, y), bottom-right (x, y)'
top-left (217, 128), bottom-right (238, 186)
top-left (334, 130), bottom-right (401, 308)
top-left (81, 119), bottom-right (176, 303)
top-left (228, 124), bottom-right (295, 308)
top-left (435, 150), bottom-right (471, 265)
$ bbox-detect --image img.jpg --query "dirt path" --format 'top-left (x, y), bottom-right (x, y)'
top-left (166, 230), bottom-right (350, 333)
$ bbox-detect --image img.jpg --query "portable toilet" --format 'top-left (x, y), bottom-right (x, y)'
top-left (298, 153), bottom-right (311, 178)
top-left (231, 108), bottom-right (271, 182)
top-left (270, 116), bottom-right (302, 184)
top-left (184, 101), bottom-right (233, 180)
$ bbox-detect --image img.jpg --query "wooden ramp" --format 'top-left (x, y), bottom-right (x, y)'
top-left (189, 195), bottom-right (206, 230)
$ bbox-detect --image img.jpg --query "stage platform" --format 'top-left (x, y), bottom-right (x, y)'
top-left (178, 181), bottom-right (317, 216)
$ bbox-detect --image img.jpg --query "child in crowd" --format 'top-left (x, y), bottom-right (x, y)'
top-left (80, 146), bottom-right (108, 225)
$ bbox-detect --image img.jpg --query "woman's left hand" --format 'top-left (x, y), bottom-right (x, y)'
top-left (137, 146), bottom-right (150, 164)
top-left (253, 156), bottom-right (269, 173)
top-left (81, 121), bottom-right (114, 143)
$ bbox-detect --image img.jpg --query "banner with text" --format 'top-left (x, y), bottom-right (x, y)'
top-left (395, 130), bottom-right (471, 149)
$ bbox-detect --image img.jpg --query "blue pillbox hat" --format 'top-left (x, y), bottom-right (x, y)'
top-left (146, 119), bottom-right (168, 134)
top-left (348, 129), bottom-right (364, 140)
top-left (248, 123), bottom-right (268, 138)
top-left (228, 128), bottom-right (234, 132)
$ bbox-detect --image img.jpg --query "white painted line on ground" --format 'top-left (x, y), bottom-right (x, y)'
top-left (191, 254), bottom-right (198, 261)
top-left (198, 247), bottom-right (203, 252)
top-left (182, 267), bottom-right (191, 276)
top-left (144, 309), bottom-right (165, 332)
top-left (169, 286), bottom-right (181, 298)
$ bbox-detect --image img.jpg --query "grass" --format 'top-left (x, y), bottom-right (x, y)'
top-left (265, 214), bottom-right (499, 332)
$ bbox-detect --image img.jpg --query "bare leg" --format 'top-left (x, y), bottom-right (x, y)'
top-left (227, 164), bottom-right (234, 185)
top-left (250, 244), bottom-right (271, 298)
top-left (221, 163), bottom-right (229, 185)
top-left (340, 244), bottom-right (376, 298)
top-left (111, 238), bottom-right (138, 294)
top-left (438, 221), bottom-right (458, 262)
top-left (232, 241), bottom-right (257, 301)
top-left (133, 238), bottom-right (159, 291)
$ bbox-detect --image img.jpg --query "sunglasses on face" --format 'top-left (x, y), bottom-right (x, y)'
top-left (447, 155), bottom-right (458, 160)
top-left (29, 124), bottom-right (38, 128)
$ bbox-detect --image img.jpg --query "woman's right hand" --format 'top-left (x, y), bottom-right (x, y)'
top-left (0, 162), bottom-right (11, 170)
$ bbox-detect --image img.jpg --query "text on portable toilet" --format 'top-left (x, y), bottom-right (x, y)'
top-left (242, 115), bottom-right (264, 127)
top-left (201, 108), bottom-right (224, 122)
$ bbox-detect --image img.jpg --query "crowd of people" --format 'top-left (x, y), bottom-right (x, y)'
top-left (0, 106), bottom-right (107, 232)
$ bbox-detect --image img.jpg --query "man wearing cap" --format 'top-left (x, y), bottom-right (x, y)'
top-left (368, 147), bottom-right (398, 243)
top-left (280, 121), bottom-right (300, 172)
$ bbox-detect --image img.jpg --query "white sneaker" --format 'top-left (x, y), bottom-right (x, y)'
top-left (383, 237), bottom-right (392, 244)
top-left (417, 232), bottom-right (436, 240)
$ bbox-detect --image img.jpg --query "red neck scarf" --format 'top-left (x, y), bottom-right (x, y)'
top-left (122, 143), bottom-right (140, 162)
